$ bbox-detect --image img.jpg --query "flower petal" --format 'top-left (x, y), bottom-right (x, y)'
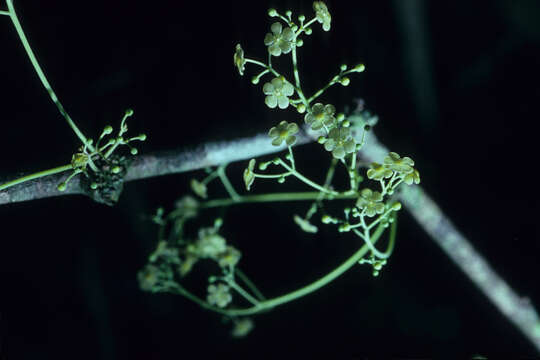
top-left (265, 95), bottom-right (278, 108)
top-left (277, 95), bottom-right (289, 109)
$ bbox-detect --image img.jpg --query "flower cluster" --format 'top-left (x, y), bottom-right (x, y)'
top-left (189, 226), bottom-right (242, 269)
top-left (57, 109), bottom-right (147, 193)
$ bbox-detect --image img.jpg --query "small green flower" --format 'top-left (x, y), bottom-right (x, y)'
top-left (313, 1), bottom-right (331, 31)
top-left (403, 169), bottom-right (421, 185)
top-left (196, 229), bottom-right (227, 258)
top-left (383, 152), bottom-right (414, 174)
top-left (231, 318), bottom-right (254, 338)
top-left (268, 120), bottom-right (299, 146)
top-left (324, 127), bottom-right (356, 159)
top-left (263, 77), bottom-right (295, 109)
top-left (233, 44), bottom-right (246, 76)
top-left (174, 195), bottom-right (199, 219)
top-left (137, 265), bottom-right (160, 291)
top-left (293, 214), bottom-right (318, 233)
top-left (304, 103), bottom-right (336, 130)
top-left (243, 159), bottom-right (256, 191)
top-left (217, 246), bottom-right (242, 268)
top-left (71, 152), bottom-right (89, 170)
top-left (149, 240), bottom-right (180, 264)
top-left (190, 179), bottom-right (207, 198)
top-left (178, 254), bottom-right (198, 277)
top-left (367, 162), bottom-right (393, 181)
top-left (207, 283), bottom-right (232, 308)
top-left (264, 22), bottom-right (295, 56)
top-left (356, 188), bottom-right (385, 217)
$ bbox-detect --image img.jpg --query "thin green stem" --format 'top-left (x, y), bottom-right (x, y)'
top-left (0, 10), bottom-right (10, 16)
top-left (217, 165), bottom-right (240, 201)
top-left (278, 159), bottom-right (337, 195)
top-left (253, 172), bottom-right (291, 179)
top-left (5, 1), bottom-right (94, 151)
top-left (307, 76), bottom-right (338, 103)
top-left (353, 222), bottom-right (394, 259)
top-left (366, 208), bottom-right (395, 231)
top-left (197, 191), bottom-right (356, 211)
top-left (167, 232), bottom-right (381, 317)
top-left (201, 171), bottom-right (219, 185)
top-left (287, 146), bottom-right (296, 170)
top-left (305, 158), bottom-right (338, 220)
top-left (227, 279), bottom-right (260, 306)
top-left (244, 58), bottom-right (280, 79)
top-left (0, 164), bottom-right (72, 191)
top-left (236, 268), bottom-right (266, 301)
top-left (303, 18), bottom-right (318, 30)
top-left (222, 234), bottom-right (383, 316)
top-left (290, 46), bottom-right (309, 106)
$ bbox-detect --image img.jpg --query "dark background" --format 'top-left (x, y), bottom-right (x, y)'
top-left (1, 0), bottom-right (539, 358)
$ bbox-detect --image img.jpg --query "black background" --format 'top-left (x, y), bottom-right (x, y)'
top-left (1, 0), bottom-right (540, 358)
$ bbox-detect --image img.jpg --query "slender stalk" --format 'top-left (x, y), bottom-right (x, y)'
top-left (277, 159), bottom-right (338, 195)
top-left (199, 191), bottom-right (356, 210)
top-left (227, 280), bottom-right (260, 306)
top-left (5, 0), bottom-right (94, 151)
top-left (236, 268), bottom-right (265, 301)
top-left (217, 165), bottom-right (240, 201)
top-left (0, 164), bottom-right (71, 191)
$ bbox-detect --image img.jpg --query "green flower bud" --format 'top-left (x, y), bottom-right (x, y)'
top-left (392, 202), bottom-right (402, 211)
top-left (340, 64), bottom-right (347, 71)
top-left (278, 176), bottom-right (286, 184)
top-left (214, 218), bottom-right (223, 228)
top-left (103, 125), bottom-right (113, 135)
top-left (338, 223), bottom-right (351, 232)
top-left (296, 39), bottom-right (304, 47)
top-left (112, 166), bottom-right (122, 174)
top-left (342, 120), bottom-right (350, 127)
top-left (340, 77), bottom-right (350, 86)
top-left (251, 76), bottom-right (260, 85)
top-left (354, 64), bottom-right (366, 72)
top-left (268, 8), bottom-right (277, 17)
top-left (336, 113), bottom-right (345, 122)
top-left (305, 27), bottom-right (312, 35)
top-left (130, 148), bottom-right (138, 155)
top-left (297, 104), bottom-right (306, 113)
top-left (57, 182), bottom-right (66, 192)
top-left (317, 136), bottom-right (327, 144)
top-left (298, 14), bottom-right (305, 22)
top-left (90, 182), bottom-right (98, 190)
top-left (125, 108), bottom-right (134, 116)
top-left (285, 10), bottom-right (292, 18)
top-left (321, 215), bottom-right (332, 224)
